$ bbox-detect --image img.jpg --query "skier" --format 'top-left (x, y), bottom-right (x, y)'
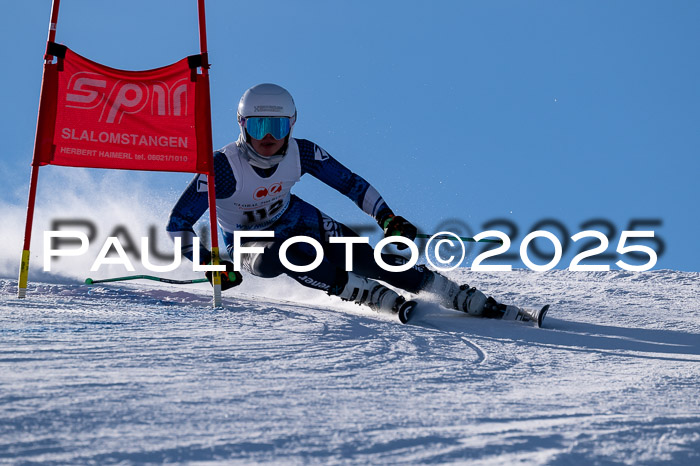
top-left (166, 83), bottom-right (542, 324)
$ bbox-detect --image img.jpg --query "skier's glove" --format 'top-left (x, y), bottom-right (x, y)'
top-left (381, 214), bottom-right (417, 250)
top-left (204, 260), bottom-right (243, 291)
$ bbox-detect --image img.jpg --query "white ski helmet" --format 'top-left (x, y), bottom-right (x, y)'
top-left (236, 83), bottom-right (297, 169)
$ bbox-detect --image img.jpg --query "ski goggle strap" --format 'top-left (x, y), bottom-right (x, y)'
top-left (242, 116), bottom-right (292, 140)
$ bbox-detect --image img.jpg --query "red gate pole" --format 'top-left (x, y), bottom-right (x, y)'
top-left (196, 0), bottom-right (222, 307)
top-left (18, 0), bottom-right (62, 298)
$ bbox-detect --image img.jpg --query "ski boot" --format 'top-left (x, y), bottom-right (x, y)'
top-left (419, 270), bottom-right (462, 309)
top-left (458, 287), bottom-right (549, 326)
top-left (421, 271), bottom-right (489, 315)
top-left (332, 272), bottom-right (416, 324)
top-left (421, 271), bottom-right (548, 326)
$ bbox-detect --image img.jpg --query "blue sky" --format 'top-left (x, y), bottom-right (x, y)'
top-left (1, 0), bottom-right (698, 272)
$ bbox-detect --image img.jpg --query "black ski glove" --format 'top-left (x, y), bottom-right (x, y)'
top-left (203, 259), bottom-right (243, 291)
top-left (381, 214), bottom-right (417, 250)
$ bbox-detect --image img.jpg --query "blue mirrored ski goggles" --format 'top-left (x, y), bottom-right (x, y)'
top-left (243, 116), bottom-right (292, 140)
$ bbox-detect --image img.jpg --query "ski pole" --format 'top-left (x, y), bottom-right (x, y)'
top-left (415, 233), bottom-right (503, 244)
top-left (85, 275), bottom-right (209, 285)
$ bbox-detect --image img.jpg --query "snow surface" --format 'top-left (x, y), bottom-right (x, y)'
top-left (1, 268), bottom-right (699, 464)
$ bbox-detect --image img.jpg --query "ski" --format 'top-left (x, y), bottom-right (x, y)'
top-left (524, 304), bottom-right (550, 328)
top-left (536, 304), bottom-right (549, 328)
top-left (397, 299), bottom-right (418, 324)
top-left (504, 304), bottom-right (550, 328)
top-left (397, 300), bottom-right (549, 327)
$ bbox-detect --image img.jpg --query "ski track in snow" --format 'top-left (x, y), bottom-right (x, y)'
top-left (1, 269), bottom-right (699, 464)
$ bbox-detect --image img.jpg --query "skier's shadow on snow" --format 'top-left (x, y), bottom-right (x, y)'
top-left (408, 304), bottom-right (700, 362)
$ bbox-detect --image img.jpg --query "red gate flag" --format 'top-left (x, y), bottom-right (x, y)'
top-left (34, 43), bottom-right (212, 174)
top-left (20, 0), bottom-right (222, 305)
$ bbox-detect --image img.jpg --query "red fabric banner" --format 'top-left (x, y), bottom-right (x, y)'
top-left (35, 47), bottom-right (211, 174)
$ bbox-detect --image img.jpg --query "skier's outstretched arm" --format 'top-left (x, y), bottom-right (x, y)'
top-left (166, 151), bottom-right (233, 264)
top-left (297, 139), bottom-right (416, 243)
top-left (165, 175), bottom-right (210, 263)
top-left (297, 139), bottom-right (394, 221)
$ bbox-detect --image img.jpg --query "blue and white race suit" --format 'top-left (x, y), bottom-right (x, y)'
top-left (166, 138), bottom-right (425, 292)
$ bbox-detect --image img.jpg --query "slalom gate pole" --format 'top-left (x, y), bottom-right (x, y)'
top-left (85, 276), bottom-right (209, 285)
top-left (415, 233), bottom-right (504, 245)
top-left (18, 0), bottom-right (62, 298)
top-left (196, 0), bottom-right (221, 308)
